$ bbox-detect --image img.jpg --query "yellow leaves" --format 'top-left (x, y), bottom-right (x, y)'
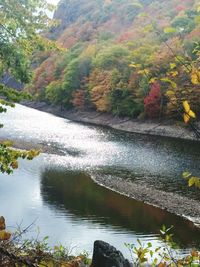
top-left (170, 71), bottom-right (178, 77)
top-left (129, 62), bottom-right (150, 75)
top-left (0, 216), bottom-right (5, 230)
top-left (129, 63), bottom-right (137, 68)
top-left (183, 101), bottom-right (196, 124)
top-left (163, 27), bottom-right (176, 34)
top-left (170, 63), bottom-right (176, 70)
top-left (183, 101), bottom-right (190, 114)
top-left (191, 69), bottom-right (200, 85)
top-left (166, 90), bottom-right (175, 97)
top-left (128, 62), bottom-right (141, 68)
top-left (0, 230), bottom-right (11, 241)
top-left (137, 69), bottom-right (149, 75)
top-left (0, 217), bottom-right (11, 241)
top-left (188, 177), bottom-right (197, 187)
top-left (166, 64), bottom-right (178, 77)
top-left (129, 61), bottom-right (149, 75)
top-left (183, 172), bottom-right (200, 189)
top-left (183, 113), bottom-right (190, 124)
top-left (149, 77), bottom-right (157, 84)
top-left (161, 77), bottom-right (177, 88)
top-left (183, 101), bottom-right (196, 119)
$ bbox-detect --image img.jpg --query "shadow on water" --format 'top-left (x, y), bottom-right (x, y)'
top-left (40, 168), bottom-right (200, 249)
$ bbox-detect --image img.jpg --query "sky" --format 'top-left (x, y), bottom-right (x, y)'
top-left (46, 0), bottom-right (60, 18)
top-left (47, 0), bottom-right (60, 5)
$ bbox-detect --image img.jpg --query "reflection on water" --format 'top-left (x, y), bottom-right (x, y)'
top-left (41, 168), bottom-right (200, 248)
top-left (0, 104), bottom-right (199, 257)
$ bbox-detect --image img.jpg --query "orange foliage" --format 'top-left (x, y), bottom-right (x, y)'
top-left (71, 89), bottom-right (85, 109)
top-left (89, 69), bottom-right (112, 112)
top-left (34, 55), bottom-right (57, 91)
top-left (117, 31), bottom-right (134, 43)
top-left (185, 27), bottom-right (200, 40)
top-left (58, 25), bottom-right (78, 48)
top-left (152, 37), bottom-right (182, 69)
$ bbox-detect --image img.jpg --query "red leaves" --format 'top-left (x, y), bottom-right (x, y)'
top-left (176, 5), bottom-right (186, 12)
top-left (117, 31), bottom-right (133, 43)
top-left (34, 56), bottom-right (56, 91)
top-left (144, 83), bottom-right (161, 118)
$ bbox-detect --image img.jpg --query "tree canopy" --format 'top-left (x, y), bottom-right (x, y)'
top-left (30, 0), bottom-right (200, 125)
top-left (0, 0), bottom-right (54, 83)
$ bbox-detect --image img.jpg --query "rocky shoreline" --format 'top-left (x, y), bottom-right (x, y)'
top-left (21, 101), bottom-right (200, 226)
top-left (90, 174), bottom-right (200, 227)
top-left (22, 101), bottom-right (200, 142)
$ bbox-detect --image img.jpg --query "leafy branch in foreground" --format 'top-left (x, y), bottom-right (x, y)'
top-left (0, 0), bottom-right (56, 83)
top-left (0, 0), bottom-right (57, 174)
top-left (0, 85), bottom-right (39, 174)
top-left (1, 218), bottom-right (200, 267)
top-left (125, 225), bottom-right (200, 267)
top-left (0, 142), bottom-right (40, 174)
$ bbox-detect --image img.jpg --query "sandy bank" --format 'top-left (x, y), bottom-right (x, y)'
top-left (90, 174), bottom-right (200, 226)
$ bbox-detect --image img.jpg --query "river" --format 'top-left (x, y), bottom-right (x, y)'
top-left (0, 104), bottom-right (200, 258)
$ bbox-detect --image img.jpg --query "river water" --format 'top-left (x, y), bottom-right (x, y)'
top-left (0, 104), bottom-right (200, 258)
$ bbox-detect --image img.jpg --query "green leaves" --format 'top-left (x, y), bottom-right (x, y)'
top-left (0, 0), bottom-right (55, 83)
top-left (0, 0), bottom-right (47, 175)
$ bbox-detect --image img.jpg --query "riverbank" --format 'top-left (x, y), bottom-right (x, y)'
top-left (22, 101), bottom-right (200, 142)
top-left (90, 173), bottom-right (200, 227)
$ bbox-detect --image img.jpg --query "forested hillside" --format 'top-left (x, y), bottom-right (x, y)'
top-left (29, 0), bottom-right (200, 120)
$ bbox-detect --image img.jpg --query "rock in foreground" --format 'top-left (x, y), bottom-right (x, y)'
top-left (91, 240), bottom-right (132, 267)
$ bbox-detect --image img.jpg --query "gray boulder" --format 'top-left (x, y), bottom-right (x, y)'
top-left (91, 240), bottom-right (132, 267)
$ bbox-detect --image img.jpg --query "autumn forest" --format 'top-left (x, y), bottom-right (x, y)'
top-left (28, 0), bottom-right (200, 122)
